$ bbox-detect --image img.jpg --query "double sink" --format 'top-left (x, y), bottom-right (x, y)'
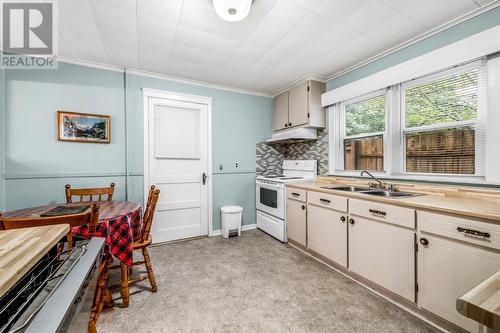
top-left (320, 186), bottom-right (422, 198)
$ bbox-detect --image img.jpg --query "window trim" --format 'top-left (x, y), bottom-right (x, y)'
top-left (329, 59), bottom-right (488, 183)
top-left (334, 89), bottom-right (389, 176)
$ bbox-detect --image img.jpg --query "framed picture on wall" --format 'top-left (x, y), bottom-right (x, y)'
top-left (57, 111), bottom-right (110, 143)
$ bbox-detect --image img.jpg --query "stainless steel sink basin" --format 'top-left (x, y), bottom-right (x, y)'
top-left (362, 190), bottom-right (421, 198)
top-left (320, 186), bottom-right (371, 192)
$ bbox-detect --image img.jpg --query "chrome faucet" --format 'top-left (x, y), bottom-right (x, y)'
top-left (360, 170), bottom-right (383, 188)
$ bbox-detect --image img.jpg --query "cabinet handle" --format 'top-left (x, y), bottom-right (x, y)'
top-left (319, 198), bottom-right (331, 204)
top-left (291, 192), bottom-right (300, 197)
top-left (285, 123), bottom-right (288, 127)
top-left (349, 218), bottom-right (355, 225)
top-left (340, 216), bottom-right (346, 222)
top-left (457, 227), bottom-right (491, 238)
top-left (301, 205), bottom-right (305, 210)
top-left (369, 209), bottom-right (386, 217)
top-left (289, 122), bottom-right (292, 126)
top-left (419, 238), bottom-right (429, 246)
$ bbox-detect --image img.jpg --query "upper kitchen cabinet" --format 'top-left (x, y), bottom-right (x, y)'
top-left (273, 80), bottom-right (326, 132)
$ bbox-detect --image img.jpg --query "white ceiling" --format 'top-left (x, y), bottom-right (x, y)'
top-left (58, 0), bottom-right (497, 94)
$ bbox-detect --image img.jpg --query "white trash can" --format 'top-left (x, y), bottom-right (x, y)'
top-left (220, 206), bottom-right (243, 238)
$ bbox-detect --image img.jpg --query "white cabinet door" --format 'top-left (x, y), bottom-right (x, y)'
top-left (288, 81), bottom-right (309, 127)
top-left (349, 216), bottom-right (415, 301)
top-left (307, 204), bottom-right (347, 267)
top-left (418, 233), bottom-right (500, 332)
top-left (286, 198), bottom-right (307, 247)
top-left (274, 91), bottom-right (289, 131)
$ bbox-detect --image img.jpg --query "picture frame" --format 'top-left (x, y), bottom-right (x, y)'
top-left (57, 111), bottom-right (110, 144)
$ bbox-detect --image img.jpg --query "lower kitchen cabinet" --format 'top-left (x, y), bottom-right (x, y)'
top-left (286, 198), bottom-right (307, 247)
top-left (307, 204), bottom-right (347, 267)
top-left (418, 233), bottom-right (500, 331)
top-left (349, 216), bottom-right (415, 302)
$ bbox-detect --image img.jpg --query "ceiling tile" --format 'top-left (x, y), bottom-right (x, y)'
top-left (90, 0), bottom-right (137, 32)
top-left (196, 51), bottom-right (230, 68)
top-left (94, 0), bottom-right (136, 12)
top-left (342, 0), bottom-right (398, 32)
top-left (104, 45), bottom-right (138, 68)
top-left (270, 12), bottom-right (336, 55)
top-left (365, 13), bottom-right (427, 46)
top-left (314, 0), bottom-right (370, 23)
top-left (165, 58), bottom-right (195, 77)
top-left (137, 15), bottom-right (177, 42)
top-left (137, 36), bottom-right (171, 55)
top-left (285, 0), bottom-right (325, 11)
top-left (173, 25), bottom-right (211, 50)
top-left (99, 25), bottom-right (137, 50)
top-left (402, 0), bottom-right (479, 28)
top-left (136, 0), bottom-right (183, 21)
top-left (138, 51), bottom-right (169, 72)
top-left (232, 42), bottom-right (268, 63)
top-left (379, 0), bottom-right (419, 11)
top-left (169, 44), bottom-right (202, 63)
top-left (203, 35), bottom-right (242, 57)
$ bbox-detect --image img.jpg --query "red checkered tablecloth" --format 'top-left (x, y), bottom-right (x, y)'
top-left (2, 201), bottom-right (142, 266)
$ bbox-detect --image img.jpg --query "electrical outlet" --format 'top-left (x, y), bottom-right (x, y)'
top-left (235, 161), bottom-right (239, 168)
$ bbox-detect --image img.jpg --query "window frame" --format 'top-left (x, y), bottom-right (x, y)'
top-left (332, 89), bottom-right (390, 176)
top-left (329, 59), bottom-right (488, 183)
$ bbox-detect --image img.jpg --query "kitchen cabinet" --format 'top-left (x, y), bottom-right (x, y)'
top-left (417, 211), bottom-right (500, 331)
top-left (349, 215), bottom-right (415, 302)
top-left (286, 198), bottom-right (307, 247)
top-left (273, 80), bottom-right (326, 131)
top-left (274, 91), bottom-right (289, 132)
top-left (307, 204), bottom-right (347, 267)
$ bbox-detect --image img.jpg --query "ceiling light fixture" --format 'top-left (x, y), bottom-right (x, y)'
top-left (212, 0), bottom-right (253, 22)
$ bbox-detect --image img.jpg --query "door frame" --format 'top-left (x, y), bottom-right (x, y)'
top-left (142, 87), bottom-right (214, 238)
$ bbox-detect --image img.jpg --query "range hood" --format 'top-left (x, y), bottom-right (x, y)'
top-left (266, 128), bottom-right (317, 144)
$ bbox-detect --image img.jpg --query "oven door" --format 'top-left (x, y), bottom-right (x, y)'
top-left (256, 181), bottom-right (284, 219)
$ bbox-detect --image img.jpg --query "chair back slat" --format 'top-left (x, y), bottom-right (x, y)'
top-left (140, 186), bottom-right (160, 243)
top-left (66, 183), bottom-right (115, 203)
top-left (0, 203), bottom-right (100, 236)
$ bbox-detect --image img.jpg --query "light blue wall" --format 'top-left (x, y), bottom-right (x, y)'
top-left (124, 72), bottom-right (273, 230)
top-left (1, 62), bottom-right (273, 231)
top-left (2, 62), bottom-right (126, 209)
top-left (326, 6), bottom-right (500, 90)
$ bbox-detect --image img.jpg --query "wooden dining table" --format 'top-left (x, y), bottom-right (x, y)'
top-left (2, 200), bottom-right (142, 307)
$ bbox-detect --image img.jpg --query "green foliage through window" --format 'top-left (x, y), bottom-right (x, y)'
top-left (345, 95), bottom-right (385, 136)
top-left (405, 69), bottom-right (478, 128)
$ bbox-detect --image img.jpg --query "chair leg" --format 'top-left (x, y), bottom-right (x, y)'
top-left (120, 262), bottom-right (130, 307)
top-left (142, 248), bottom-right (157, 292)
top-left (89, 252), bottom-right (109, 332)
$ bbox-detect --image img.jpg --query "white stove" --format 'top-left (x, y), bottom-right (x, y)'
top-left (256, 160), bottom-right (317, 242)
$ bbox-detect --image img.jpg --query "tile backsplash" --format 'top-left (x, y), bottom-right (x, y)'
top-left (256, 128), bottom-right (328, 176)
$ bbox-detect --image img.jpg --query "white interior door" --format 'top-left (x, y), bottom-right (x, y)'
top-left (146, 95), bottom-right (210, 243)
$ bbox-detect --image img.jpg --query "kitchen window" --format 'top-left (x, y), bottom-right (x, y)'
top-left (330, 59), bottom-right (488, 181)
top-left (335, 91), bottom-right (387, 173)
top-left (400, 62), bottom-right (486, 176)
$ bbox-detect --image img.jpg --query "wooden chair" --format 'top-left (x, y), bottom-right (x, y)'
top-left (65, 183), bottom-right (115, 203)
top-left (109, 185), bottom-right (160, 305)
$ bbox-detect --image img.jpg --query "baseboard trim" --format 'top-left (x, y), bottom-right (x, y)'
top-left (210, 223), bottom-right (257, 237)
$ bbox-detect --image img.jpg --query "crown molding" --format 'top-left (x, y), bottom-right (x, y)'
top-left (56, 57), bottom-right (272, 97)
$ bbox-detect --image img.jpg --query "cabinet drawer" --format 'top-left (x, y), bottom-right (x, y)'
top-left (350, 199), bottom-right (415, 229)
top-left (418, 211), bottom-right (500, 251)
top-left (308, 191), bottom-right (348, 213)
top-left (287, 188), bottom-right (306, 202)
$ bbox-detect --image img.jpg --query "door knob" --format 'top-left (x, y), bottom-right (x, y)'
top-left (349, 218), bottom-right (355, 225)
top-left (202, 172), bottom-right (207, 185)
top-left (340, 216), bottom-right (346, 222)
top-left (419, 238), bottom-right (429, 246)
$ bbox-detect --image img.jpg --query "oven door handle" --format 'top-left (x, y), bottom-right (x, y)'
top-left (256, 182), bottom-right (284, 191)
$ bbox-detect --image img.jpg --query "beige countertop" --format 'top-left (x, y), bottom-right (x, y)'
top-left (287, 179), bottom-right (500, 223)
top-left (0, 224), bottom-right (69, 298)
